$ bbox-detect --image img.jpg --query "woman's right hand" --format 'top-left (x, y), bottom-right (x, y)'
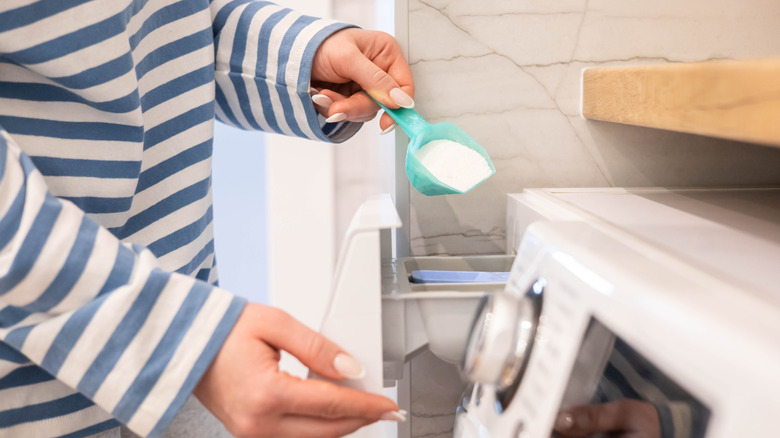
top-left (310, 28), bottom-right (415, 133)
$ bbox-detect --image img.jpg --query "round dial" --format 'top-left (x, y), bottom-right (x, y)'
top-left (461, 278), bottom-right (545, 390)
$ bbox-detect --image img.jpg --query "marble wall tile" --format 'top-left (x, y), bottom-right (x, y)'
top-left (408, 349), bottom-right (466, 438)
top-left (403, 0), bottom-right (780, 256)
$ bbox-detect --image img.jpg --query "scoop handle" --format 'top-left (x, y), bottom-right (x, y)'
top-left (369, 95), bottom-right (431, 138)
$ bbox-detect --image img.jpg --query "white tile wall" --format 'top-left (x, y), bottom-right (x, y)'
top-left (402, 0), bottom-right (780, 256)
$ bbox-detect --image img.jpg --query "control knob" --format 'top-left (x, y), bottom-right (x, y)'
top-left (461, 278), bottom-right (545, 389)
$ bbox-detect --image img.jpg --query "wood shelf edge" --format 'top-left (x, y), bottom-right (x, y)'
top-left (581, 58), bottom-right (780, 148)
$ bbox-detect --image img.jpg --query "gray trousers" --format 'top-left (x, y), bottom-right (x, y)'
top-left (90, 397), bottom-right (233, 438)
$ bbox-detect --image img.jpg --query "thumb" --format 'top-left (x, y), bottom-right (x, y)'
top-left (256, 305), bottom-right (365, 380)
top-left (343, 52), bottom-right (415, 109)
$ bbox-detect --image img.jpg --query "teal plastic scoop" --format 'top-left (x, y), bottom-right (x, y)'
top-left (372, 98), bottom-right (495, 196)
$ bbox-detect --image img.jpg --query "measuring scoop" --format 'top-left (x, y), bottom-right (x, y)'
top-left (372, 97), bottom-right (495, 196)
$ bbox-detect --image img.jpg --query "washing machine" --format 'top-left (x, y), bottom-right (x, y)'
top-left (456, 188), bottom-right (780, 438)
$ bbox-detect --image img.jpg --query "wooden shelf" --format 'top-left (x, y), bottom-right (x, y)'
top-left (582, 58), bottom-right (780, 147)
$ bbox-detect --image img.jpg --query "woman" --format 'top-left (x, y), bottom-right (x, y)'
top-left (0, 1), bottom-right (414, 436)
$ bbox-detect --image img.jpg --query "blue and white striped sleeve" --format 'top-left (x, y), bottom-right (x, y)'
top-left (0, 128), bottom-right (246, 437)
top-left (210, 0), bottom-right (361, 143)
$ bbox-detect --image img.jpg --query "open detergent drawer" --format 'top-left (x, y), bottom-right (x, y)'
top-left (381, 255), bottom-right (514, 381)
top-left (315, 194), bottom-right (513, 397)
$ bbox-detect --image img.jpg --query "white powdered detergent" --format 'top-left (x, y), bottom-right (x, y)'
top-left (414, 139), bottom-right (492, 192)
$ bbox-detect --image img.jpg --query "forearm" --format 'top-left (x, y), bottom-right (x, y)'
top-left (210, 0), bottom-right (360, 142)
top-left (0, 128), bottom-right (245, 437)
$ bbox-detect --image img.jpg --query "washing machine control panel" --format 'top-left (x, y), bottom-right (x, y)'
top-left (456, 243), bottom-right (630, 438)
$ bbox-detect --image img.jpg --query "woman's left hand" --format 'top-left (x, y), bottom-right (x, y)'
top-left (311, 28), bottom-right (415, 133)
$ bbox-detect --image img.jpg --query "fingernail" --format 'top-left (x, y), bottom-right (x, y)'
top-left (333, 353), bottom-right (365, 379)
top-left (309, 86), bottom-right (320, 94)
top-left (380, 410), bottom-right (407, 422)
top-left (380, 124), bottom-right (397, 135)
top-left (555, 412), bottom-right (574, 430)
top-left (325, 113), bottom-right (347, 123)
top-left (389, 88), bottom-right (414, 109)
top-left (311, 94), bottom-right (333, 108)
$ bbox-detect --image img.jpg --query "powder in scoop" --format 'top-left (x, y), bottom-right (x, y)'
top-left (414, 139), bottom-right (492, 192)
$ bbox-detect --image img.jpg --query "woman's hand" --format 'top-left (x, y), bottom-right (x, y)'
top-left (553, 399), bottom-right (661, 438)
top-left (311, 28), bottom-right (415, 133)
top-left (194, 303), bottom-right (402, 438)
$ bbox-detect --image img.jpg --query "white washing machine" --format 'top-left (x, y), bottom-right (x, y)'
top-left (455, 188), bottom-right (780, 438)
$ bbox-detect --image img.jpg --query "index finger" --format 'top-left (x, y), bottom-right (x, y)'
top-left (350, 32), bottom-right (415, 108)
top-left (365, 31), bottom-right (415, 97)
top-left (280, 377), bottom-right (399, 420)
top-left (258, 307), bottom-right (351, 380)
top-left (384, 48), bottom-right (415, 99)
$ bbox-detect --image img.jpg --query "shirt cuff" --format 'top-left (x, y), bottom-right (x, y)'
top-left (295, 21), bottom-right (362, 143)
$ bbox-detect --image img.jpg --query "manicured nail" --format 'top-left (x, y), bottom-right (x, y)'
top-left (380, 410), bottom-right (407, 422)
top-left (325, 113), bottom-right (347, 123)
top-left (333, 353), bottom-right (365, 379)
top-left (309, 86), bottom-right (320, 94)
top-left (555, 412), bottom-right (574, 430)
top-left (380, 124), bottom-right (397, 135)
top-left (311, 94), bottom-right (333, 108)
top-left (389, 88), bottom-right (414, 108)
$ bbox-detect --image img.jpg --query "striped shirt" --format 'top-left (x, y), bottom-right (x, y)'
top-left (0, 1), bottom-right (355, 436)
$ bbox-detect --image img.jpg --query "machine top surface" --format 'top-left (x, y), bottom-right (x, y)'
top-left (515, 187), bottom-right (780, 305)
